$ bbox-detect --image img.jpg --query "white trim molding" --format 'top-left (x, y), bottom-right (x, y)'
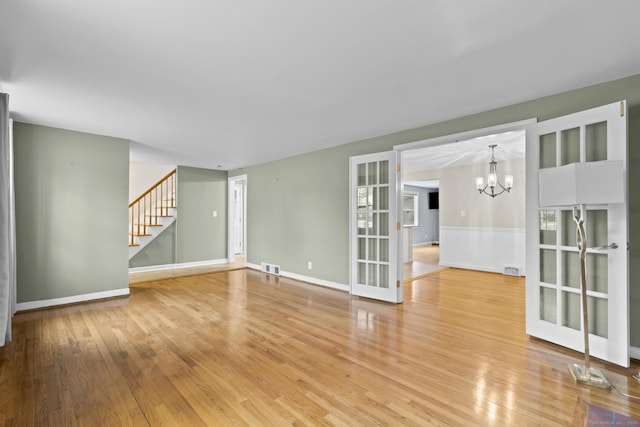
top-left (394, 119), bottom-right (536, 153)
top-left (247, 263), bottom-right (349, 292)
top-left (129, 258), bottom-right (228, 273)
top-left (16, 288), bottom-right (130, 312)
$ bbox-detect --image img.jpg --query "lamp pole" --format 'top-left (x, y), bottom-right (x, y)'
top-left (568, 204), bottom-right (611, 389)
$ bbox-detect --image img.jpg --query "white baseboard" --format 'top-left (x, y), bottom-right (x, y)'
top-left (413, 241), bottom-right (437, 247)
top-left (283, 271), bottom-right (349, 292)
top-left (246, 263), bottom-right (349, 292)
top-left (630, 346), bottom-right (640, 361)
top-left (16, 288), bottom-right (130, 312)
top-left (129, 258), bottom-right (228, 273)
top-left (438, 261), bottom-right (503, 274)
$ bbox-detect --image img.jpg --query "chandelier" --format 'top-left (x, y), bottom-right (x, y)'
top-left (475, 144), bottom-right (513, 198)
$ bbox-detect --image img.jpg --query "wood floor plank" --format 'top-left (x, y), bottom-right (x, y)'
top-left (2, 267), bottom-right (640, 425)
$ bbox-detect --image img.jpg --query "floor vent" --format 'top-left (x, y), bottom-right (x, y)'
top-left (503, 266), bottom-right (521, 276)
top-left (261, 262), bottom-right (281, 276)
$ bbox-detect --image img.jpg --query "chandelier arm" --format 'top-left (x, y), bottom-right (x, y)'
top-left (480, 185), bottom-right (508, 198)
top-left (496, 181), bottom-right (511, 193)
top-left (478, 179), bottom-right (511, 197)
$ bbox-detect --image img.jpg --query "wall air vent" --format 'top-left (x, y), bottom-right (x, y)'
top-left (503, 266), bottom-right (521, 276)
top-left (261, 262), bottom-right (281, 276)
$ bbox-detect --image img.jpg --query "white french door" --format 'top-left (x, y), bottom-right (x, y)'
top-left (349, 151), bottom-right (402, 303)
top-left (526, 101), bottom-right (629, 367)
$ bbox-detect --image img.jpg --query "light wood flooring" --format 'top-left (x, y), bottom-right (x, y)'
top-left (2, 267), bottom-right (640, 425)
top-left (403, 244), bottom-right (443, 281)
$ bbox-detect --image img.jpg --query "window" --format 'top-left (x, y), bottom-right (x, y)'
top-left (403, 192), bottom-right (418, 227)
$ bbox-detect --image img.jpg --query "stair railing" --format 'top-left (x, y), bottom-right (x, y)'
top-left (129, 169), bottom-right (176, 246)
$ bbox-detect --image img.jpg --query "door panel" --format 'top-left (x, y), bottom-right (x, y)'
top-left (350, 151), bottom-right (402, 303)
top-left (526, 101), bottom-right (628, 367)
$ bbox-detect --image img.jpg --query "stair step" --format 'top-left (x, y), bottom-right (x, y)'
top-left (129, 232), bottom-right (151, 237)
top-left (128, 243), bottom-right (140, 247)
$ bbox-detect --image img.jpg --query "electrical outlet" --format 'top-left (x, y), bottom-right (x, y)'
top-left (212, 211), bottom-right (217, 217)
top-left (308, 261), bottom-right (313, 270)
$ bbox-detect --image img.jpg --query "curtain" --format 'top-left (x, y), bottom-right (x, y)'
top-left (0, 93), bottom-right (16, 346)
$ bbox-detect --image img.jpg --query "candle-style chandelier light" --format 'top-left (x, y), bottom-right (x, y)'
top-left (475, 144), bottom-right (513, 198)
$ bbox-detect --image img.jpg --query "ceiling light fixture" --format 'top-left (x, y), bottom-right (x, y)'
top-left (475, 144), bottom-right (513, 198)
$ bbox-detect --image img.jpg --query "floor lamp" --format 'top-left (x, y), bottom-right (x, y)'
top-left (539, 160), bottom-right (625, 389)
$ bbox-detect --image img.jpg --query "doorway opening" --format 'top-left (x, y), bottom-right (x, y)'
top-left (228, 175), bottom-right (247, 263)
top-left (396, 121), bottom-right (530, 282)
top-left (402, 179), bottom-right (441, 281)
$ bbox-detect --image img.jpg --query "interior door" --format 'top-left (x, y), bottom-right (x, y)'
top-left (526, 101), bottom-right (629, 367)
top-left (349, 151), bottom-right (402, 303)
top-left (233, 183), bottom-right (244, 254)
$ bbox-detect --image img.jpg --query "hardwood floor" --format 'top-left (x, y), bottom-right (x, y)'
top-left (404, 244), bottom-right (443, 281)
top-left (2, 267), bottom-right (640, 425)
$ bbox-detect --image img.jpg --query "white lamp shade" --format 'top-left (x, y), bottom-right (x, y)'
top-left (504, 175), bottom-right (514, 189)
top-left (487, 173), bottom-right (497, 187)
top-left (538, 160), bottom-right (625, 207)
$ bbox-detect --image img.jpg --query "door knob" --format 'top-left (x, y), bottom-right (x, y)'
top-left (592, 243), bottom-right (618, 250)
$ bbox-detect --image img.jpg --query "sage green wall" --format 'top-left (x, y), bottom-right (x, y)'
top-left (13, 123), bottom-right (129, 302)
top-left (238, 147), bottom-right (355, 284)
top-left (176, 166), bottom-right (227, 263)
top-left (231, 73), bottom-right (640, 345)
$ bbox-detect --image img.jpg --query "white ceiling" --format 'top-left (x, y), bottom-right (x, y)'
top-left (2, 1), bottom-right (640, 171)
top-left (402, 129), bottom-right (525, 189)
top-left (404, 180), bottom-right (439, 190)
top-left (402, 130), bottom-right (526, 174)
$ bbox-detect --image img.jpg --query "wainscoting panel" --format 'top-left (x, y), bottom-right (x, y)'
top-left (439, 226), bottom-right (526, 275)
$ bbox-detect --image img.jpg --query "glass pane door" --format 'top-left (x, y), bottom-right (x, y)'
top-left (539, 208), bottom-right (610, 336)
top-left (526, 101), bottom-right (628, 367)
top-left (350, 151), bottom-right (401, 303)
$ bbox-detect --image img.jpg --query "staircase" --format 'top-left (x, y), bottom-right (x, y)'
top-left (129, 169), bottom-right (176, 260)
